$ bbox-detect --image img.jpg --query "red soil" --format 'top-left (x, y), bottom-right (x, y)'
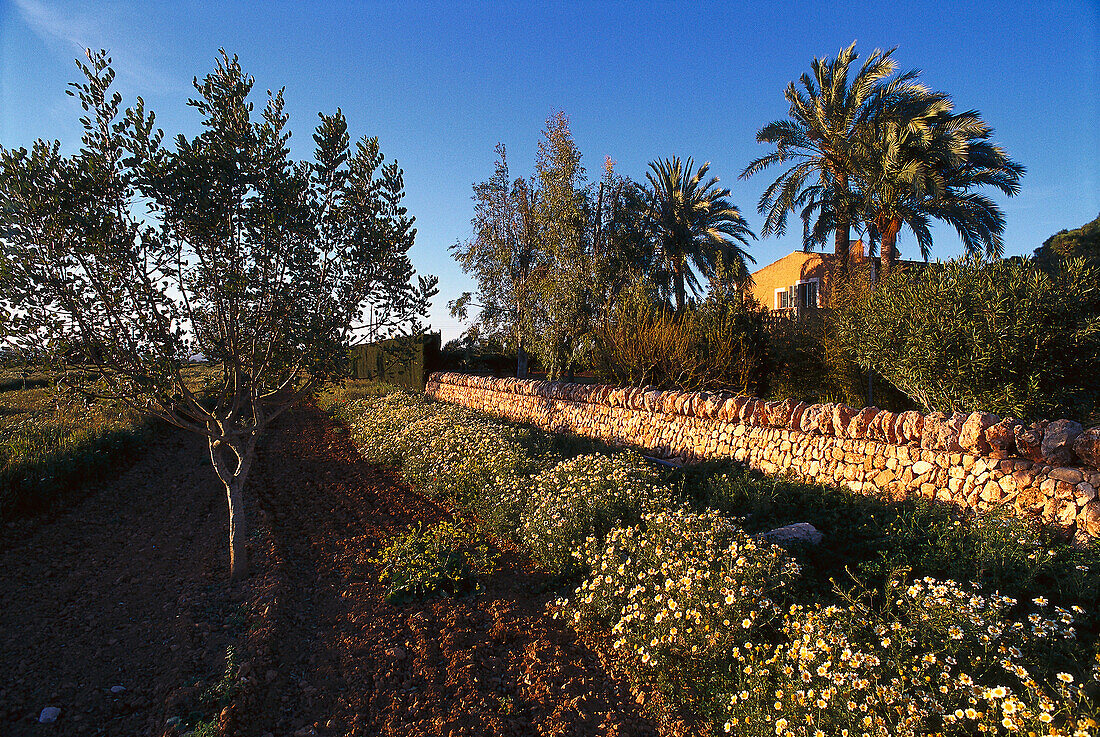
top-left (0, 406), bottom-right (659, 737)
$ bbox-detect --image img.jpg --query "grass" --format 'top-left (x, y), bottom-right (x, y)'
top-left (314, 377), bottom-right (401, 413)
top-left (0, 363), bottom-right (222, 520)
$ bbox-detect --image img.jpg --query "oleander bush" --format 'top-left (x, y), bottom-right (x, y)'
top-left (833, 256), bottom-right (1100, 422)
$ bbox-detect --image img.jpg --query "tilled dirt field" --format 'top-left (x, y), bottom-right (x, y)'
top-left (0, 406), bottom-right (658, 737)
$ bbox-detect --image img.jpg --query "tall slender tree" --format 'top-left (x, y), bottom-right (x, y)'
top-left (741, 42), bottom-right (923, 274)
top-left (450, 144), bottom-right (542, 377)
top-left (643, 157), bottom-right (754, 311)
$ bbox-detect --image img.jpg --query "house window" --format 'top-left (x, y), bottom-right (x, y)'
top-left (775, 279), bottom-right (819, 310)
top-left (798, 280), bottom-right (818, 308)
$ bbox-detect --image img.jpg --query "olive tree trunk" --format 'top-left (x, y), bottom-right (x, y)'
top-left (209, 433), bottom-right (259, 584)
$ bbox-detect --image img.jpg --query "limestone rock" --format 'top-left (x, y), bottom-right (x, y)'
top-left (881, 411), bottom-right (899, 444)
top-left (832, 404), bottom-right (857, 438)
top-left (1014, 421), bottom-right (1047, 462)
top-left (799, 404), bottom-right (820, 433)
top-left (921, 412), bottom-right (946, 449)
top-left (936, 412), bottom-right (966, 452)
top-left (986, 417), bottom-right (1021, 459)
top-left (739, 399), bottom-right (757, 423)
top-left (959, 412), bottom-right (997, 454)
top-left (1048, 467), bottom-right (1084, 485)
top-left (1080, 500), bottom-right (1100, 537)
top-left (769, 398), bottom-right (795, 428)
top-left (660, 391), bottom-right (680, 415)
top-left (760, 522), bottom-right (823, 547)
top-left (1072, 425), bottom-right (1100, 468)
top-left (1076, 482), bottom-right (1097, 503)
top-left (1041, 419), bottom-right (1082, 466)
top-left (866, 411), bottom-right (885, 441)
top-left (892, 413), bottom-right (908, 444)
top-left (898, 411), bottom-right (924, 443)
top-left (789, 402), bottom-right (810, 431)
top-left (752, 400), bottom-right (770, 426)
top-left (846, 407), bottom-right (879, 439)
top-left (817, 403), bottom-right (837, 434)
top-left (912, 460), bottom-right (934, 476)
top-left (716, 395), bottom-right (734, 420)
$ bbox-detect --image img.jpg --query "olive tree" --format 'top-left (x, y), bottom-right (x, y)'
top-left (0, 50), bottom-right (434, 581)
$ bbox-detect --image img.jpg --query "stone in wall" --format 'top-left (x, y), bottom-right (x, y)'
top-left (1015, 421), bottom-right (1046, 462)
top-left (832, 404), bottom-right (857, 438)
top-left (847, 407), bottom-right (879, 439)
top-left (1075, 426), bottom-right (1100, 468)
top-left (1042, 419), bottom-right (1083, 466)
top-left (899, 411), bottom-right (924, 443)
top-left (959, 412), bottom-right (996, 454)
top-left (987, 417), bottom-right (1021, 459)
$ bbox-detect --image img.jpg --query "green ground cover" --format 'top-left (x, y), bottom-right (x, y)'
top-left (336, 387), bottom-right (1099, 737)
top-left (0, 364), bottom-right (219, 519)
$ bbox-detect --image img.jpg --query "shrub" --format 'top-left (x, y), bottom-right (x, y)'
top-left (561, 509), bottom-right (801, 723)
top-left (833, 256), bottom-right (1100, 422)
top-left (516, 452), bottom-right (671, 574)
top-left (344, 389), bottom-right (1098, 734)
top-left (375, 520), bottom-right (497, 603)
top-left (315, 379), bottom-right (398, 414)
top-left (591, 297), bottom-right (771, 394)
top-left (693, 467), bottom-right (1099, 615)
top-left (764, 306), bottom-right (914, 410)
top-left (728, 577), bottom-right (1098, 737)
top-left (395, 409), bottom-right (542, 504)
top-left (347, 391), bottom-right (547, 504)
top-left (344, 391), bottom-right (439, 466)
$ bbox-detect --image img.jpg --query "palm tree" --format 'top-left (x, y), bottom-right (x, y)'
top-left (855, 99), bottom-right (1024, 280)
top-left (643, 156), bottom-right (755, 311)
top-left (741, 42), bottom-right (924, 273)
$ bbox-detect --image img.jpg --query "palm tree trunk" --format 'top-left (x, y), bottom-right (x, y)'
top-left (879, 219), bottom-right (901, 281)
top-left (833, 173), bottom-right (851, 281)
top-left (673, 258), bottom-right (686, 311)
top-left (834, 222), bottom-right (851, 275)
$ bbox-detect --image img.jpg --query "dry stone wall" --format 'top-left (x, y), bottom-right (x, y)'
top-left (425, 372), bottom-right (1100, 541)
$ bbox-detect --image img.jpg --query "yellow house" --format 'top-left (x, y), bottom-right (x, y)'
top-left (749, 241), bottom-right (898, 315)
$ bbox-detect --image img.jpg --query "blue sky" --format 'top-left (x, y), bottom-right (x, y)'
top-left (2, 0), bottom-right (1097, 340)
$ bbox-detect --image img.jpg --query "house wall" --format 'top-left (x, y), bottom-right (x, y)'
top-left (748, 251), bottom-right (828, 309)
top-left (425, 372), bottom-right (1100, 541)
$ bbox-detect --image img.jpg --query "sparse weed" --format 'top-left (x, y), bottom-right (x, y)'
top-left (376, 520), bottom-right (497, 603)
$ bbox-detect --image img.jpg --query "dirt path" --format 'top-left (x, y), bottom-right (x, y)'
top-left (237, 406), bottom-right (655, 737)
top-left (0, 407), bottom-right (658, 737)
top-left (0, 429), bottom-right (236, 736)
